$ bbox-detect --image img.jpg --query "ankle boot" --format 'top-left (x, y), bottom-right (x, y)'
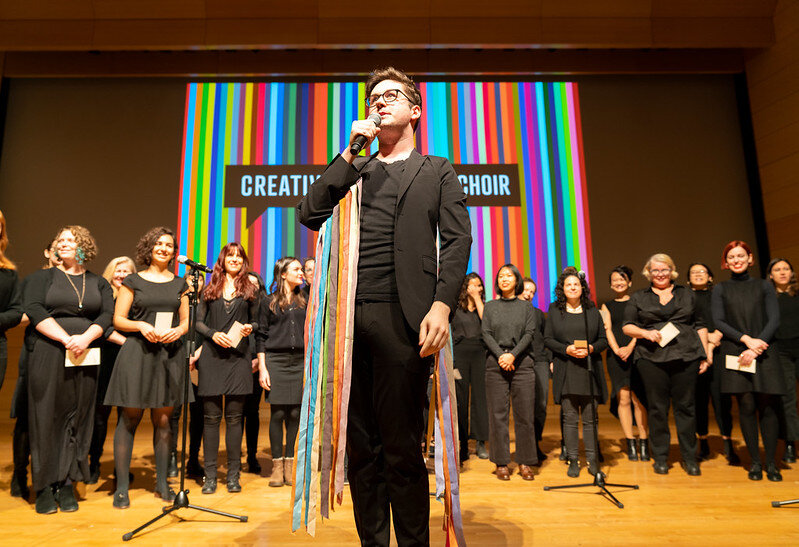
top-left (783, 441), bottom-right (796, 463)
top-left (559, 441), bottom-right (568, 462)
top-left (283, 458), bottom-right (294, 486)
top-left (697, 438), bottom-right (710, 461)
top-left (723, 438), bottom-right (741, 465)
top-left (269, 458), bottom-right (284, 487)
top-left (638, 438), bottom-right (650, 461)
top-left (626, 439), bottom-right (639, 461)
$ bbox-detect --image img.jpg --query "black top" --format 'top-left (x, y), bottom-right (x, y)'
top-left (775, 291), bottom-right (799, 343)
top-left (196, 295), bottom-right (260, 351)
top-left (256, 294), bottom-right (307, 352)
top-left (623, 284), bottom-right (706, 363)
top-left (23, 267), bottom-right (114, 338)
top-left (356, 158), bottom-right (405, 302)
top-left (603, 299), bottom-right (632, 347)
top-left (0, 268), bottom-right (23, 336)
top-left (712, 272), bottom-right (779, 343)
top-left (530, 305), bottom-right (551, 364)
top-left (451, 307), bottom-right (482, 344)
top-left (121, 273), bottom-right (186, 330)
top-left (482, 297), bottom-right (536, 358)
top-left (692, 288), bottom-right (716, 332)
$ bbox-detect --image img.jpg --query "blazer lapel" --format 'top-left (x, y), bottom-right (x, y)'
top-left (396, 149), bottom-right (425, 209)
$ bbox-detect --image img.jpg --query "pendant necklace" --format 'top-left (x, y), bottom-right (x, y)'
top-left (64, 270), bottom-right (86, 310)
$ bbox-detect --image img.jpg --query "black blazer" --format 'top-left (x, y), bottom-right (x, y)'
top-left (297, 150), bottom-right (472, 331)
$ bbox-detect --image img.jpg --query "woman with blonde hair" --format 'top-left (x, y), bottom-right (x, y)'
top-left (623, 253), bottom-right (710, 476)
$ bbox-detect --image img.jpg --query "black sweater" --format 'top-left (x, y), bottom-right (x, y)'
top-left (482, 297), bottom-right (536, 359)
top-left (256, 294), bottom-right (306, 353)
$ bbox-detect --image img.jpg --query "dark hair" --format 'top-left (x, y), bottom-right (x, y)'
top-left (458, 272), bottom-right (485, 311)
top-left (494, 263), bottom-right (524, 297)
top-left (721, 240), bottom-right (753, 270)
top-left (554, 266), bottom-right (594, 312)
top-left (687, 262), bottom-right (715, 289)
top-left (768, 258), bottom-right (798, 297)
top-left (365, 67), bottom-right (422, 130)
top-left (136, 226), bottom-right (177, 268)
top-left (608, 265), bottom-right (633, 283)
top-left (522, 277), bottom-right (536, 289)
top-left (303, 257), bottom-right (315, 269)
top-left (202, 242), bottom-right (258, 302)
top-left (269, 256), bottom-right (307, 313)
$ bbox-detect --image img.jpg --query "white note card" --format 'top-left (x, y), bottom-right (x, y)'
top-left (227, 321), bottom-right (245, 348)
top-left (154, 312), bottom-right (174, 335)
top-left (725, 354), bottom-right (756, 374)
top-left (65, 347), bottom-right (101, 367)
top-left (658, 322), bottom-right (680, 347)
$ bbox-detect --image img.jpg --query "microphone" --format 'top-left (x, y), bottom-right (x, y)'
top-left (577, 270), bottom-right (587, 280)
top-left (178, 255), bottom-right (213, 274)
top-left (349, 113), bottom-right (382, 155)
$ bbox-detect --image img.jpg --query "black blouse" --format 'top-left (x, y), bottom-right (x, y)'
top-left (623, 283), bottom-right (706, 363)
top-left (0, 268), bottom-right (23, 336)
top-left (451, 307), bottom-right (482, 344)
top-left (256, 293), bottom-right (306, 353)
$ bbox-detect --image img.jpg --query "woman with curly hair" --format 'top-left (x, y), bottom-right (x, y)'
top-left (482, 263), bottom-right (537, 480)
top-left (23, 225), bottom-right (114, 514)
top-left (104, 227), bottom-right (190, 508)
top-left (452, 273), bottom-right (488, 463)
top-left (545, 267), bottom-right (608, 478)
top-left (194, 243), bottom-right (259, 494)
top-left (623, 254), bottom-right (709, 477)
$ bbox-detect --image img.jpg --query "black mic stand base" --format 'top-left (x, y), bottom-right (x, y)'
top-left (543, 471), bottom-right (639, 509)
top-left (771, 497), bottom-right (799, 508)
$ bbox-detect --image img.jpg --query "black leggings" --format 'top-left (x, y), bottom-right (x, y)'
top-left (270, 404), bottom-right (300, 459)
top-left (202, 395), bottom-right (245, 478)
top-left (737, 392), bottom-right (780, 466)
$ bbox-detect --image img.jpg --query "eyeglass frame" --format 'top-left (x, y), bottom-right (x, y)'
top-left (365, 88), bottom-right (415, 108)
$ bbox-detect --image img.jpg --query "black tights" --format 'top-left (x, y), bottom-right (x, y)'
top-left (270, 404), bottom-right (300, 459)
top-left (202, 395), bottom-right (245, 478)
top-left (113, 407), bottom-right (172, 493)
top-left (737, 392), bottom-right (780, 466)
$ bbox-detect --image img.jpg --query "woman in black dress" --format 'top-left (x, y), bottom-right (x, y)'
top-left (546, 267), bottom-right (608, 478)
top-left (0, 210), bottom-right (23, 392)
top-left (257, 256), bottom-right (306, 487)
top-left (712, 241), bottom-right (783, 481)
top-left (104, 227), bottom-right (189, 508)
top-left (195, 242), bottom-right (259, 494)
top-left (767, 258), bottom-right (799, 465)
top-left (623, 253), bottom-right (709, 477)
top-left (452, 273), bottom-right (488, 464)
top-left (24, 225), bottom-right (114, 514)
top-left (599, 266), bottom-right (648, 461)
top-left (483, 263), bottom-right (537, 481)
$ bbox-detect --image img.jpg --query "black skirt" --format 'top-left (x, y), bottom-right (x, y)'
top-left (719, 340), bottom-right (784, 395)
top-left (265, 350), bottom-right (304, 405)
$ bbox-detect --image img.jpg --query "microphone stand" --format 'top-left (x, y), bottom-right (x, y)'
top-left (543, 304), bottom-right (638, 508)
top-left (123, 266), bottom-right (248, 541)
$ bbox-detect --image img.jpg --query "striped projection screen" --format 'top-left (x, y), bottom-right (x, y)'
top-left (177, 81), bottom-right (593, 307)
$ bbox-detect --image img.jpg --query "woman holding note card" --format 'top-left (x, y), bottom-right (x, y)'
top-left (23, 225), bottom-right (114, 514)
top-left (623, 253), bottom-right (709, 477)
top-left (104, 227), bottom-right (190, 508)
top-left (711, 241), bottom-right (782, 482)
top-left (195, 243), bottom-right (258, 494)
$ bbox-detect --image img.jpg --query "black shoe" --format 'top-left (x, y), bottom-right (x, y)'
top-left (783, 442), bottom-right (796, 464)
top-left (724, 438), bottom-right (741, 466)
top-left (186, 458), bottom-right (204, 478)
top-left (766, 463), bottom-right (783, 482)
top-left (567, 459), bottom-right (580, 478)
top-left (86, 464), bottom-right (101, 485)
top-left (155, 485), bottom-right (177, 502)
top-left (113, 490), bottom-right (130, 509)
top-left (168, 450), bottom-right (179, 478)
top-left (202, 477), bottom-right (217, 494)
top-left (10, 473), bottom-right (29, 499)
top-left (681, 461), bottom-right (701, 476)
top-left (55, 484), bottom-right (79, 512)
top-left (653, 461), bottom-right (669, 475)
top-left (626, 439), bottom-right (639, 461)
top-left (247, 458), bottom-right (262, 474)
top-left (697, 438), bottom-right (710, 462)
top-left (559, 442), bottom-right (568, 462)
top-left (748, 462), bottom-right (763, 481)
top-left (35, 487), bottom-right (58, 515)
top-left (638, 439), bottom-right (651, 462)
top-left (587, 460), bottom-right (599, 475)
top-left (226, 476), bottom-right (242, 493)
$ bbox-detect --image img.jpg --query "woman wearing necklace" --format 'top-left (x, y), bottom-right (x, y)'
top-left (257, 256), bottom-right (305, 487)
top-left (623, 254), bottom-right (710, 477)
top-left (711, 240), bottom-right (782, 482)
top-left (194, 243), bottom-right (258, 494)
top-left (104, 227), bottom-right (190, 508)
top-left (482, 264), bottom-right (537, 480)
top-left (599, 266), bottom-right (649, 462)
top-left (23, 225), bottom-right (114, 514)
top-left (546, 267), bottom-right (608, 478)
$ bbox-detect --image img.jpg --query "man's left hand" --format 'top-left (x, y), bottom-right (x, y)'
top-left (419, 301), bottom-right (451, 358)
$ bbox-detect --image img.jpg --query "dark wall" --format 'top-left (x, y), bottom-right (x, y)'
top-left (0, 76), bottom-right (757, 304)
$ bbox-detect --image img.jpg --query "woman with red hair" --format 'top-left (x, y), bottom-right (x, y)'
top-left (711, 241), bottom-right (783, 481)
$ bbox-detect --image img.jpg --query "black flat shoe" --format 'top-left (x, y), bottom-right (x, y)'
top-left (113, 490), bottom-right (130, 509)
top-left (567, 459), bottom-right (580, 478)
top-left (35, 487), bottom-right (57, 515)
top-left (56, 484), bottom-right (79, 512)
top-left (783, 442), bottom-right (796, 464)
top-left (766, 463), bottom-right (783, 482)
top-left (202, 477), bottom-right (217, 494)
top-left (748, 463), bottom-right (763, 481)
top-left (697, 439), bottom-right (710, 462)
top-left (226, 477), bottom-right (242, 493)
top-left (653, 461), bottom-right (669, 475)
top-left (155, 485), bottom-right (177, 502)
top-left (681, 461), bottom-right (701, 476)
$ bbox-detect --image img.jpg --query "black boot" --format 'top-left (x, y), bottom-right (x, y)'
top-left (626, 439), bottom-right (639, 461)
top-left (35, 486), bottom-right (57, 515)
top-left (638, 438), bottom-right (651, 462)
top-left (697, 438), bottom-right (710, 462)
top-left (186, 457), bottom-right (204, 478)
top-left (783, 441), bottom-right (796, 464)
top-left (559, 441), bottom-right (568, 462)
top-left (723, 438), bottom-right (741, 465)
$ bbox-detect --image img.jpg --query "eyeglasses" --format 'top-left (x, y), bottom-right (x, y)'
top-left (365, 88), bottom-right (412, 108)
top-left (650, 268), bottom-right (672, 276)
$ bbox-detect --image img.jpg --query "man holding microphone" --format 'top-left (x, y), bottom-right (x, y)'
top-left (298, 67), bottom-right (471, 546)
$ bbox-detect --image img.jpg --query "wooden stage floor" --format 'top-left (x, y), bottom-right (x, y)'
top-left (1, 331), bottom-right (798, 545)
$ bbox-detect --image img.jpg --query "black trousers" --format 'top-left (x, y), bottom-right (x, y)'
top-left (484, 354), bottom-right (537, 466)
top-left (737, 391), bottom-right (780, 465)
top-left (202, 394), bottom-right (245, 478)
top-left (695, 349), bottom-right (733, 437)
top-left (562, 394), bottom-right (597, 462)
top-left (347, 301), bottom-right (431, 547)
top-left (637, 359), bottom-right (698, 464)
top-left (454, 339), bottom-right (488, 461)
top-left (776, 344), bottom-right (799, 442)
top-left (533, 361), bottom-right (551, 441)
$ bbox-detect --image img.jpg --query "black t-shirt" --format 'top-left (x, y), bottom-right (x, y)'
top-left (356, 158), bottom-right (405, 302)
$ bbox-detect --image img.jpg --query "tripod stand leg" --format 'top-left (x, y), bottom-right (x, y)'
top-left (187, 504), bottom-right (248, 522)
top-left (597, 486), bottom-right (624, 508)
top-left (543, 482), bottom-right (595, 491)
top-left (122, 505), bottom-right (179, 541)
top-left (772, 498), bottom-right (799, 507)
